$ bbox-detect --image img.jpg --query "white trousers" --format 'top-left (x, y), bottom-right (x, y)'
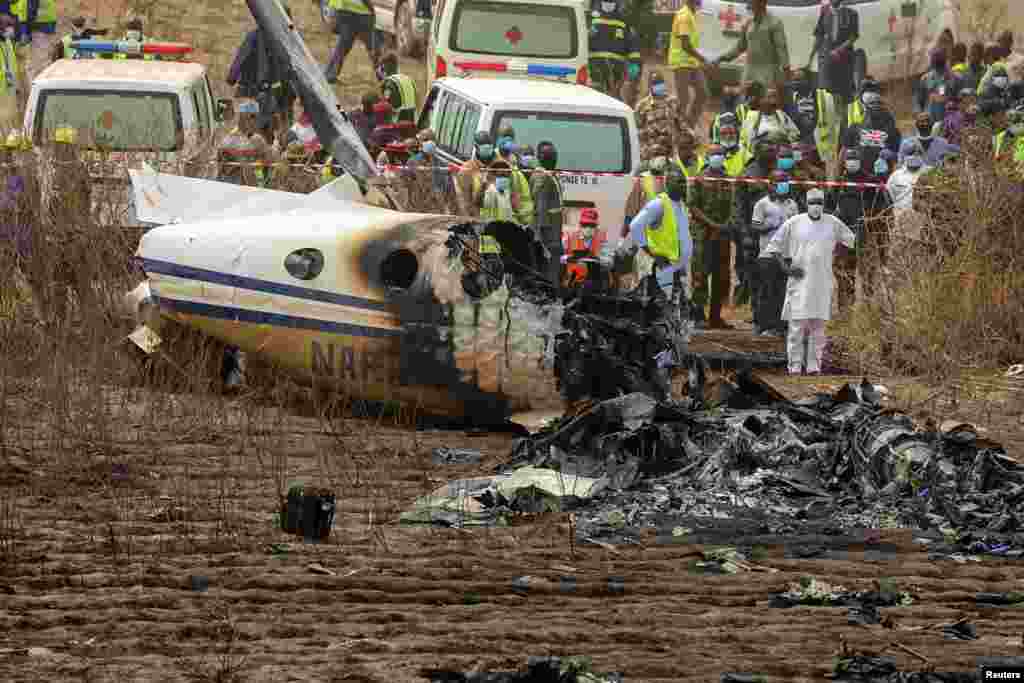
top-left (787, 318), bottom-right (827, 374)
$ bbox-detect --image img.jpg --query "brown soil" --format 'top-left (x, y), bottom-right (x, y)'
top-left (2, 324), bottom-right (1023, 683)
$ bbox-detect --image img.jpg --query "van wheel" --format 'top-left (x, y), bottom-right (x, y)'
top-left (396, 2), bottom-right (421, 58)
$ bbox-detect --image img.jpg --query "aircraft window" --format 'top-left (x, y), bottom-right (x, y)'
top-left (284, 248), bottom-right (325, 280)
top-left (380, 249), bottom-right (419, 290)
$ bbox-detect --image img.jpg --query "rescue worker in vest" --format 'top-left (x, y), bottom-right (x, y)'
top-left (956, 42), bottom-right (986, 95)
top-left (376, 51), bottom-right (416, 124)
top-left (499, 136), bottom-right (533, 226)
top-left (711, 88), bottom-right (750, 145)
top-left (790, 82), bottom-right (839, 174)
top-left (977, 30), bottom-right (1015, 96)
top-left (589, 0), bottom-right (636, 98)
top-left (530, 140), bottom-right (564, 287)
top-left (496, 125), bottom-right (519, 166)
top-left (218, 99), bottom-right (274, 187)
top-left (456, 131), bottom-right (494, 217)
top-left (751, 168), bottom-right (798, 336)
top-left (324, 0), bottom-right (379, 85)
top-left (807, 0), bottom-right (859, 138)
top-left (847, 76), bottom-right (882, 127)
top-left (624, 137), bottom-right (671, 241)
top-left (674, 125), bottom-right (704, 178)
top-left (719, 121), bottom-right (746, 176)
top-left (636, 71), bottom-right (684, 160)
top-left (740, 85), bottom-right (800, 164)
top-left (0, 15), bottom-right (18, 125)
top-left (668, 0), bottom-right (708, 129)
top-left (993, 105), bottom-right (1024, 164)
top-left (978, 64), bottom-right (1023, 118)
top-left (11, 0), bottom-right (57, 86)
top-left (618, 165), bottom-right (694, 307)
top-left (562, 207), bottom-right (607, 287)
top-left (478, 159), bottom-right (517, 222)
top-left (841, 82), bottom-right (901, 176)
top-left (689, 143), bottom-right (735, 329)
top-left (518, 144), bottom-right (537, 179)
top-left (760, 187), bottom-right (856, 376)
top-left (712, 0), bottom-right (791, 92)
top-left (732, 131), bottom-right (780, 308)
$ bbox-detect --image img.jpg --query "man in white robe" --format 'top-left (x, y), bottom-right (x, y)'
top-left (760, 187), bottom-right (856, 375)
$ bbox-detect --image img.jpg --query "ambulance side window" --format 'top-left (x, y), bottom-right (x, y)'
top-left (192, 85), bottom-right (209, 140)
top-left (454, 104), bottom-right (480, 159)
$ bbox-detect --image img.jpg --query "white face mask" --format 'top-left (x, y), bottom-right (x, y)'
top-left (808, 204), bottom-right (824, 220)
top-left (994, 76), bottom-right (1009, 89)
top-left (3, 28), bottom-right (14, 39)
top-left (126, 30), bottom-right (142, 42)
top-left (601, 1), bottom-right (616, 12)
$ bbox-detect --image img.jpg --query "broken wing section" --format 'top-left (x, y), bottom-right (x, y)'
top-left (246, 0), bottom-right (378, 182)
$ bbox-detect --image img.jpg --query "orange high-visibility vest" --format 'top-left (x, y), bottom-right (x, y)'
top-left (563, 229), bottom-right (607, 283)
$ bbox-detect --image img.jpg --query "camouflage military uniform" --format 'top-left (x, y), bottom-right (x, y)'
top-left (636, 93), bottom-right (685, 160)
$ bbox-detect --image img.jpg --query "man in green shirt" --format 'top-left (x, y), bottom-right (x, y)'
top-left (712, 0), bottom-right (791, 92)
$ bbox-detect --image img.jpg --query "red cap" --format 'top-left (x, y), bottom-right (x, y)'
top-left (579, 207), bottom-right (600, 226)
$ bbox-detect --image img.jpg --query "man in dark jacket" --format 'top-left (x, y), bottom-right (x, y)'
top-left (841, 84), bottom-right (901, 174)
top-left (529, 140), bottom-right (564, 287)
top-left (829, 147), bottom-right (888, 309)
top-left (732, 131), bottom-right (781, 310)
top-left (227, 22), bottom-right (295, 132)
top-left (808, 0), bottom-right (859, 134)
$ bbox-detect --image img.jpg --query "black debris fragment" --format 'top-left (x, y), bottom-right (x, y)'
top-left (432, 448), bottom-right (483, 466)
top-left (419, 655), bottom-right (623, 682)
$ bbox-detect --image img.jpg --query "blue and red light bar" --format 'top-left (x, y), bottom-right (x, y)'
top-left (70, 40), bottom-right (193, 56)
top-left (452, 60), bottom-right (577, 79)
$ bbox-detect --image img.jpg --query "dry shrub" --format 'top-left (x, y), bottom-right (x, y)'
top-left (832, 125), bottom-right (1024, 378)
top-left (948, 0), bottom-right (1011, 44)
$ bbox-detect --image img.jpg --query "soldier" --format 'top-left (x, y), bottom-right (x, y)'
top-left (589, 0), bottom-right (636, 98)
top-left (636, 71), bottom-right (683, 160)
top-left (689, 143), bottom-right (735, 328)
top-left (529, 141), bottom-right (564, 287)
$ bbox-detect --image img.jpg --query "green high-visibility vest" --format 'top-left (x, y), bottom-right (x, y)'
top-left (0, 40), bottom-right (17, 94)
top-left (646, 193), bottom-right (681, 263)
top-left (329, 0), bottom-right (371, 16)
top-left (511, 168), bottom-right (533, 225)
top-left (848, 99), bottom-right (865, 127)
top-left (641, 172), bottom-right (659, 200)
top-left (10, 0), bottom-right (56, 25)
top-left (60, 34), bottom-right (77, 59)
top-left (384, 74), bottom-right (416, 120)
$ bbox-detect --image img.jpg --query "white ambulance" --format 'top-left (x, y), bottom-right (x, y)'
top-left (23, 44), bottom-right (230, 226)
top-left (418, 77), bottom-right (640, 243)
top-left (427, 0), bottom-right (591, 86)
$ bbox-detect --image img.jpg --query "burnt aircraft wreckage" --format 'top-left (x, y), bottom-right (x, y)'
top-left (122, 0), bottom-right (785, 423)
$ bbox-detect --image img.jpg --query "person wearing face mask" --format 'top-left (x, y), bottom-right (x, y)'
top-left (495, 125), bottom-right (517, 164)
top-left (977, 64), bottom-right (1023, 117)
top-left (619, 166), bottom-right (693, 305)
top-left (938, 92), bottom-right (965, 144)
top-left (589, 0), bottom-right (636, 99)
top-left (668, 0), bottom-right (708, 128)
top-left (976, 30), bottom-right (1015, 96)
top-left (887, 144), bottom-right (926, 211)
top-left (377, 51), bottom-right (417, 124)
top-left (52, 16), bottom-right (92, 61)
top-left (219, 100), bottom-right (275, 188)
top-left (624, 137), bottom-right (671, 249)
top-left (479, 159), bottom-right (517, 223)
top-left (711, 108), bottom-right (743, 148)
top-left (790, 143), bottom-right (826, 203)
top-left (761, 187), bottom-right (855, 376)
top-left (739, 85), bottom-right (800, 165)
top-left (500, 139), bottom-right (534, 226)
top-left (636, 71), bottom-right (684, 160)
top-left (903, 111), bottom-right (959, 168)
top-left (529, 141), bottom-right (565, 286)
top-left (750, 169), bottom-right (798, 336)
top-left (953, 42), bottom-right (986, 95)
top-left (717, 123), bottom-right (746, 177)
top-left (807, 0), bottom-right (859, 134)
top-left (456, 131), bottom-right (495, 217)
top-left (689, 144), bottom-right (736, 328)
top-left (732, 131), bottom-right (781, 309)
top-left (841, 80), bottom-right (901, 176)
top-left (830, 147), bottom-right (886, 309)
top-left (993, 106), bottom-right (1024, 163)
top-left (518, 144), bottom-right (537, 177)
top-left (790, 87), bottom-right (839, 173)
top-left (562, 207), bottom-right (607, 286)
top-left (914, 48), bottom-right (956, 127)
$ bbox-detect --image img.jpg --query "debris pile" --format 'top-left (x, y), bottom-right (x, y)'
top-left (420, 655), bottom-right (623, 682)
top-left (407, 372), bottom-right (1023, 547)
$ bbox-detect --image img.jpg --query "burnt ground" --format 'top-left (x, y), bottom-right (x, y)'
top-left (1, 325), bottom-right (1023, 682)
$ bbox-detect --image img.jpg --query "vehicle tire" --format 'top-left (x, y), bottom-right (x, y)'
top-left (396, 1), bottom-right (421, 58)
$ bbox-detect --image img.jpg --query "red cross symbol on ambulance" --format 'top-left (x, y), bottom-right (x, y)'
top-left (719, 5), bottom-right (740, 33)
top-left (505, 26), bottom-right (523, 46)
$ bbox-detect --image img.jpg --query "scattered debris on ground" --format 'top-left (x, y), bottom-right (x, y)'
top-left (420, 655), bottom-right (623, 682)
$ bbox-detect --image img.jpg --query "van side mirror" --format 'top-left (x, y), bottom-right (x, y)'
top-left (216, 98), bottom-right (232, 122)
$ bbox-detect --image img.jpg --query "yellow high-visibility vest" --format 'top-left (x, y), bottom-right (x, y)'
top-left (641, 172), bottom-right (659, 200)
top-left (511, 168), bottom-right (533, 226)
top-left (815, 89), bottom-right (838, 164)
top-left (0, 40), bottom-right (17, 94)
top-left (668, 6), bottom-right (698, 69)
top-left (10, 0), bottom-right (56, 25)
top-left (723, 150), bottom-right (745, 177)
top-left (328, 0), bottom-right (371, 16)
top-left (384, 74), bottom-right (417, 120)
top-left (646, 193), bottom-right (681, 263)
top-left (848, 98), bottom-right (865, 127)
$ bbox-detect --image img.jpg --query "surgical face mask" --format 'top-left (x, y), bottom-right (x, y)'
top-left (775, 182), bottom-right (790, 196)
top-left (874, 158), bottom-right (889, 175)
top-left (497, 135), bottom-right (514, 149)
top-left (792, 149), bottom-right (803, 162)
top-left (708, 154), bottom-right (725, 169)
top-left (126, 30), bottom-right (142, 42)
top-left (477, 144), bottom-right (494, 161)
top-left (601, 1), bottom-right (616, 13)
top-left (906, 156), bottom-right (923, 171)
top-left (916, 123), bottom-right (932, 137)
top-left (845, 160), bottom-right (861, 173)
top-left (499, 141), bottom-right (516, 157)
top-left (777, 157), bottom-right (795, 171)
top-left (994, 76), bottom-right (1009, 89)
top-left (651, 83), bottom-right (667, 98)
top-left (495, 176), bottom-right (510, 193)
top-left (422, 140), bottom-right (436, 155)
top-left (862, 92), bottom-right (882, 110)
top-left (808, 203), bottom-right (824, 220)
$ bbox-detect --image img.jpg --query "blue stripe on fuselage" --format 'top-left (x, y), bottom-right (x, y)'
top-left (138, 257), bottom-right (392, 313)
top-left (158, 297), bottom-right (404, 338)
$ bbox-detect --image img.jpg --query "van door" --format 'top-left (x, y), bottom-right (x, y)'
top-left (429, 88), bottom-right (482, 167)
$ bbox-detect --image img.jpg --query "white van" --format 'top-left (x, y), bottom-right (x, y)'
top-left (665, 0), bottom-right (955, 86)
top-left (418, 77), bottom-right (640, 243)
top-left (24, 57), bottom-right (229, 226)
top-left (427, 0), bottom-right (591, 86)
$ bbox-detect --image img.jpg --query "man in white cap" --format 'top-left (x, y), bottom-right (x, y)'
top-left (759, 187), bottom-right (855, 375)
